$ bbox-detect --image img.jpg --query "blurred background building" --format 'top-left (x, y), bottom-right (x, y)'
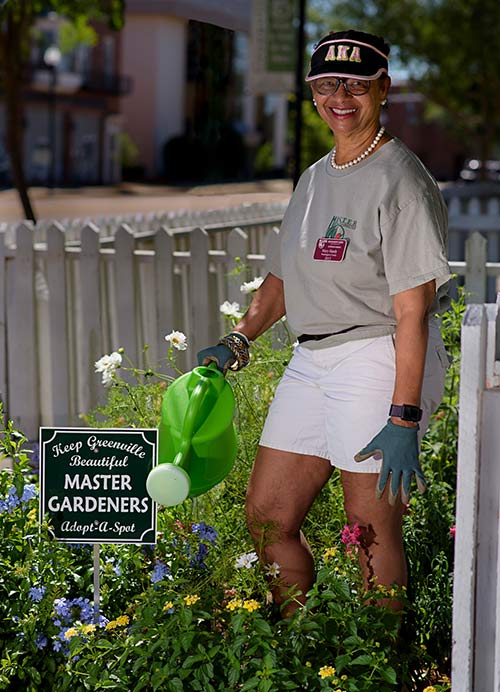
top-left (0, 10), bottom-right (130, 187)
top-left (0, 0), bottom-right (469, 189)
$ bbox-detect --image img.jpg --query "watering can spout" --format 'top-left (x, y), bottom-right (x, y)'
top-left (146, 364), bottom-right (237, 506)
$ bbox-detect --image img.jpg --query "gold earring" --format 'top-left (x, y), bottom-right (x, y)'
top-left (313, 99), bottom-right (317, 107)
top-left (381, 98), bottom-right (388, 106)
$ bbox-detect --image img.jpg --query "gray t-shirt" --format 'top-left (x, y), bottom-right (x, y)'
top-left (267, 138), bottom-right (451, 349)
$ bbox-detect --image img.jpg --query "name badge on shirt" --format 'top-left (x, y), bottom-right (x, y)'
top-left (313, 237), bottom-right (349, 262)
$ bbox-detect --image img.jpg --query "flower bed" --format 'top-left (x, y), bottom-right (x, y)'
top-left (0, 286), bottom-right (463, 691)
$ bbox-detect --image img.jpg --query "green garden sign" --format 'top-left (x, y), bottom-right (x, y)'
top-left (39, 428), bottom-right (158, 544)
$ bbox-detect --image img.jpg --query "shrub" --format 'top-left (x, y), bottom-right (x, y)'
top-left (0, 286), bottom-right (463, 691)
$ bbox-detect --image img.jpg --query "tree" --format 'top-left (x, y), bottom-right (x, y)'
top-left (0, 0), bottom-right (125, 221)
top-left (312, 0), bottom-right (500, 174)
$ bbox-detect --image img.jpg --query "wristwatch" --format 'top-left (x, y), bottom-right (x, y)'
top-left (389, 404), bottom-right (423, 422)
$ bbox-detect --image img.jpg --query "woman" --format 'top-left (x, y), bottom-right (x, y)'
top-left (198, 29), bottom-right (451, 614)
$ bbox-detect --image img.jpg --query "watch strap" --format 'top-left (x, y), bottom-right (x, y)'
top-left (389, 404), bottom-right (423, 422)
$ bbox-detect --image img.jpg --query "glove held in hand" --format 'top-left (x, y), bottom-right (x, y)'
top-left (354, 419), bottom-right (426, 505)
top-left (197, 332), bottom-right (250, 374)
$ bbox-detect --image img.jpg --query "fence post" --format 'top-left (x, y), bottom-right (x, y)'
top-left (464, 232), bottom-right (487, 303)
top-left (78, 223), bottom-right (102, 417)
top-left (46, 223), bottom-right (70, 426)
top-left (6, 224), bottom-right (38, 439)
top-left (154, 228), bottom-right (175, 369)
top-left (226, 228), bottom-right (248, 304)
top-left (189, 228), bottom-right (210, 368)
top-left (114, 224), bottom-right (138, 368)
top-left (0, 231), bottom-right (6, 419)
top-left (452, 304), bottom-right (487, 691)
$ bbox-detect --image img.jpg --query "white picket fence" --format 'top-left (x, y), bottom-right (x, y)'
top-left (1, 217), bottom-right (280, 440)
top-left (447, 194), bottom-right (500, 303)
top-left (452, 293), bottom-right (500, 691)
top-left (2, 193), bottom-right (500, 440)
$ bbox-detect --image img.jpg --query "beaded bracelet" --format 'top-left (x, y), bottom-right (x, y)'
top-left (218, 332), bottom-right (250, 371)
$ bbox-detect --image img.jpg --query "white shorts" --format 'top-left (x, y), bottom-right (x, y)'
top-left (259, 324), bottom-right (449, 473)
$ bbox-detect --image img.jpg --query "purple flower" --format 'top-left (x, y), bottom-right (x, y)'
top-left (29, 586), bottom-right (46, 602)
top-left (150, 560), bottom-right (171, 584)
top-left (189, 543), bottom-right (208, 569)
top-left (20, 483), bottom-right (38, 504)
top-left (0, 487), bottom-right (20, 514)
top-left (53, 597), bottom-right (95, 625)
top-left (35, 633), bottom-right (48, 649)
top-left (192, 522), bottom-right (218, 546)
top-left (105, 557), bottom-right (122, 577)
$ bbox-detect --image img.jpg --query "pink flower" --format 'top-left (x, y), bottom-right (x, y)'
top-left (450, 525), bottom-right (456, 538)
top-left (341, 523), bottom-right (362, 553)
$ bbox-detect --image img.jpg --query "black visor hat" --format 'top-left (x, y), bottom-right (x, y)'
top-left (306, 30), bottom-right (390, 82)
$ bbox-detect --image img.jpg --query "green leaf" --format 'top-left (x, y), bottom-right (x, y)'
top-left (380, 666), bottom-right (397, 685)
top-left (335, 653), bottom-right (351, 673)
top-left (350, 654), bottom-right (374, 666)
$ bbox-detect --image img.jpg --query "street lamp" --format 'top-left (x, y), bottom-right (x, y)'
top-left (43, 44), bottom-right (62, 191)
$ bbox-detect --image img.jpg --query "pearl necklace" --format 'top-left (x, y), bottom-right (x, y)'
top-left (331, 126), bottom-right (385, 170)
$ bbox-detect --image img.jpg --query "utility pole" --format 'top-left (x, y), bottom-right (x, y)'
top-left (292, 0), bottom-right (306, 188)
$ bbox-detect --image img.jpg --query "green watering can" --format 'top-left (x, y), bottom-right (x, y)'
top-left (146, 364), bottom-right (237, 506)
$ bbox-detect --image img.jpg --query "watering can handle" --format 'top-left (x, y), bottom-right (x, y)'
top-left (174, 376), bottom-right (212, 467)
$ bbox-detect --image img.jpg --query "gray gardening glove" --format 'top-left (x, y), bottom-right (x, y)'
top-left (197, 332), bottom-right (250, 374)
top-left (197, 343), bottom-right (237, 374)
top-left (354, 420), bottom-right (426, 505)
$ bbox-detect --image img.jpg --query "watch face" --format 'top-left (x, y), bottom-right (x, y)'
top-left (401, 405), bottom-right (422, 422)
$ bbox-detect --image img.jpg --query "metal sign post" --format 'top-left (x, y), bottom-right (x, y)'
top-left (93, 544), bottom-right (101, 614)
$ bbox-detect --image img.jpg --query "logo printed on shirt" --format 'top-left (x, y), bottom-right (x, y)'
top-left (314, 215), bottom-right (356, 262)
top-left (325, 215), bottom-right (357, 239)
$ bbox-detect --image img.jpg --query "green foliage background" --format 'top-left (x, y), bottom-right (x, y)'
top-left (0, 293), bottom-right (464, 691)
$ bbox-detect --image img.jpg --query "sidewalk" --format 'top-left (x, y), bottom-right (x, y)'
top-left (0, 180), bottom-right (293, 223)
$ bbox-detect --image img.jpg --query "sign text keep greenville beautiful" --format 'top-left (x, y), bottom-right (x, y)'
top-left (39, 428), bottom-right (157, 544)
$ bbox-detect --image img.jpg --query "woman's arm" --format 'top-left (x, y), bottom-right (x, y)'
top-left (233, 272), bottom-right (286, 341)
top-left (390, 279), bottom-right (436, 427)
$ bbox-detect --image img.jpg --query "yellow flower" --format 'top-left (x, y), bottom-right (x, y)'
top-left (305, 662), bottom-right (312, 668)
top-left (105, 615), bottom-right (129, 630)
top-left (81, 624), bottom-right (96, 635)
top-left (341, 675), bottom-right (348, 681)
top-left (64, 627), bottom-right (78, 640)
top-left (163, 601), bottom-right (174, 611)
top-left (226, 598), bottom-right (243, 611)
top-left (184, 594), bottom-right (200, 606)
top-left (318, 665), bottom-right (336, 679)
top-left (423, 687), bottom-right (438, 692)
top-left (323, 547), bottom-right (337, 560)
top-left (242, 599), bottom-right (260, 612)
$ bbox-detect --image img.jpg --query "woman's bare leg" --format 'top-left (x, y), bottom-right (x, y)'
top-left (245, 445), bottom-right (333, 614)
top-left (341, 470), bottom-right (407, 608)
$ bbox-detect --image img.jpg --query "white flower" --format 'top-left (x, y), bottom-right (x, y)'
top-left (94, 352), bottom-right (122, 387)
top-left (219, 301), bottom-right (243, 319)
top-left (235, 551), bottom-right (258, 569)
top-left (264, 562), bottom-right (280, 578)
top-left (165, 330), bottom-right (187, 351)
top-left (240, 277), bottom-right (264, 294)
